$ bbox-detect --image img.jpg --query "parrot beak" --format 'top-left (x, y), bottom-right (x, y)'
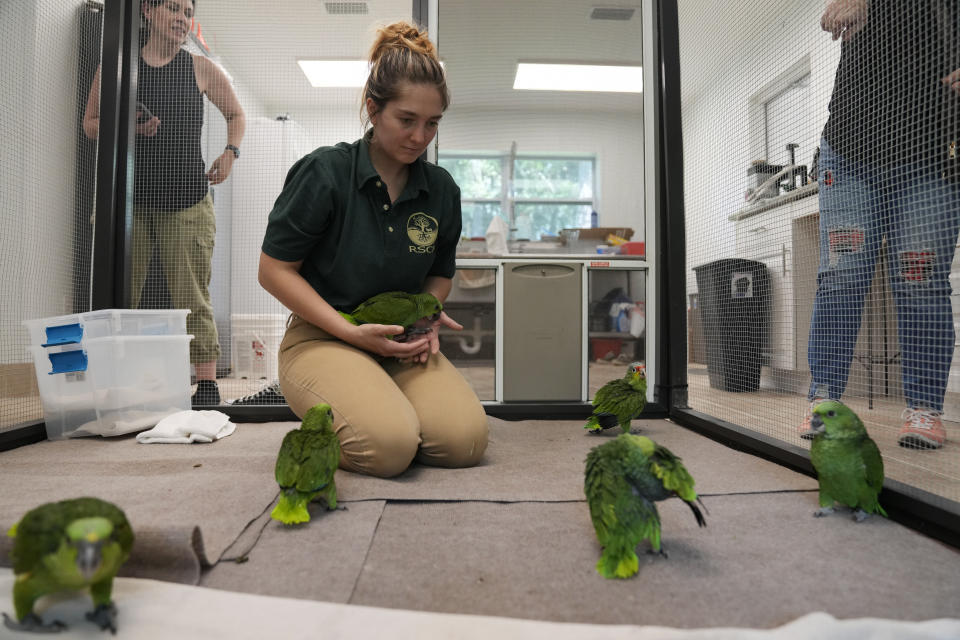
top-left (76, 540), bottom-right (104, 581)
top-left (809, 414), bottom-right (825, 434)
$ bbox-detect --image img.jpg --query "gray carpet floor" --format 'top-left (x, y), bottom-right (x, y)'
top-left (1, 417), bottom-right (958, 629)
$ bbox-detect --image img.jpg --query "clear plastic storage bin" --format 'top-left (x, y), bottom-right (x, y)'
top-left (29, 334), bottom-right (193, 439)
top-left (24, 309), bottom-right (189, 347)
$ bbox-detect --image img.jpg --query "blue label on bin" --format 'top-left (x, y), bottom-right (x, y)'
top-left (42, 323), bottom-right (83, 347)
top-left (48, 349), bottom-right (88, 374)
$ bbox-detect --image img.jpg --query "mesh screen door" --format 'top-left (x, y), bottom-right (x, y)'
top-left (680, 0), bottom-right (960, 508)
top-left (0, 2), bottom-right (104, 433)
top-left (436, 0), bottom-right (645, 400)
top-left (123, 0), bottom-right (414, 406)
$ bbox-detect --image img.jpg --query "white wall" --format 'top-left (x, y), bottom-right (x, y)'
top-left (0, 0), bottom-right (86, 363)
top-left (679, 0), bottom-right (842, 294)
top-left (201, 67), bottom-right (273, 367)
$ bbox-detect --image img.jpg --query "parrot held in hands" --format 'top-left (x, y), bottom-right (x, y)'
top-left (339, 291), bottom-right (443, 342)
top-left (271, 403), bottom-right (341, 525)
top-left (3, 497), bottom-right (134, 634)
top-left (585, 362), bottom-right (646, 433)
top-left (809, 400), bottom-right (888, 521)
top-left (584, 434), bottom-right (706, 579)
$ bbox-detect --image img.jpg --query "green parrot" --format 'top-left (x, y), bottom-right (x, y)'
top-left (338, 291), bottom-right (443, 342)
top-left (3, 497), bottom-right (134, 634)
top-left (584, 434), bottom-right (706, 579)
top-left (271, 403), bottom-right (341, 525)
top-left (585, 362), bottom-right (646, 433)
top-left (809, 400), bottom-right (888, 521)
top-left (583, 433), bottom-right (707, 578)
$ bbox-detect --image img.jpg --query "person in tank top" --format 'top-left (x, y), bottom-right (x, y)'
top-left (83, 0), bottom-right (245, 407)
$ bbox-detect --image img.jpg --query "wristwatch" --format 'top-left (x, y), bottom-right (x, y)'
top-left (225, 144), bottom-right (240, 158)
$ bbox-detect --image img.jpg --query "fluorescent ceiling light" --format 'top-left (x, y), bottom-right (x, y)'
top-left (513, 63), bottom-right (642, 93)
top-left (297, 59), bottom-right (369, 88)
top-left (298, 59), bottom-right (445, 88)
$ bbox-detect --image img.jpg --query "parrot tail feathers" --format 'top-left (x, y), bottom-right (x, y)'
top-left (684, 498), bottom-right (707, 528)
top-left (271, 491), bottom-right (311, 525)
top-left (596, 547), bottom-right (639, 579)
top-left (597, 413), bottom-right (619, 430)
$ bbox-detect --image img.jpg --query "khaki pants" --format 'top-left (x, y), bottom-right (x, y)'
top-left (278, 315), bottom-right (489, 478)
top-left (131, 194), bottom-right (220, 364)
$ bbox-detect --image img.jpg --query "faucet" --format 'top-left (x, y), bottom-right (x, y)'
top-left (783, 143), bottom-right (808, 192)
top-left (744, 143), bottom-right (809, 203)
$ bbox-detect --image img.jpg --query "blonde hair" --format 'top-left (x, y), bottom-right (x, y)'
top-left (361, 21), bottom-right (449, 128)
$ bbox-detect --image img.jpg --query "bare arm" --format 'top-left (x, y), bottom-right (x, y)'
top-left (944, 69), bottom-right (960, 97)
top-left (83, 64), bottom-right (160, 139)
top-left (257, 252), bottom-right (431, 358)
top-left (821, 0), bottom-right (868, 41)
top-left (196, 56), bottom-right (246, 184)
top-left (422, 275), bottom-right (454, 304)
top-left (83, 66), bottom-right (102, 139)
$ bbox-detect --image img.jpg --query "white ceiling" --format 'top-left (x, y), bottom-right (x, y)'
top-left (195, 0), bottom-right (644, 116)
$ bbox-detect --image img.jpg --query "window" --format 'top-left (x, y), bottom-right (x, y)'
top-left (747, 56), bottom-right (819, 186)
top-left (438, 153), bottom-right (595, 241)
top-left (764, 72), bottom-right (817, 170)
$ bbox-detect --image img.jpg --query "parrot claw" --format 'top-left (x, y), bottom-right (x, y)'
top-left (646, 548), bottom-right (669, 559)
top-left (852, 509), bottom-right (870, 522)
top-left (814, 506), bottom-right (835, 518)
top-left (85, 602), bottom-right (117, 634)
top-left (3, 611), bottom-right (68, 633)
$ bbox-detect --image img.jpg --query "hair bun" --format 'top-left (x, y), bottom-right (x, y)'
top-left (370, 20), bottom-right (438, 63)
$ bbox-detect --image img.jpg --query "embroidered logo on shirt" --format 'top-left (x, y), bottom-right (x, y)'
top-left (407, 213), bottom-right (438, 253)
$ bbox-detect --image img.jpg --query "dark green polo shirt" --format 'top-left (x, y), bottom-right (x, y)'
top-left (262, 136), bottom-right (462, 311)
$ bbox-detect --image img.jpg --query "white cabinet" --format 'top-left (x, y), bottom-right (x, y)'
top-left (732, 194), bottom-right (818, 372)
top-left (451, 257), bottom-right (648, 404)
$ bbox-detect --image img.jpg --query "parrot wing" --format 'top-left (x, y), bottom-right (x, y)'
top-left (295, 430), bottom-right (340, 493)
top-left (861, 436), bottom-right (884, 493)
top-left (647, 442), bottom-right (698, 503)
top-left (275, 429), bottom-right (306, 489)
top-left (857, 436), bottom-right (887, 515)
top-left (593, 379), bottom-right (646, 421)
top-left (351, 291), bottom-right (418, 326)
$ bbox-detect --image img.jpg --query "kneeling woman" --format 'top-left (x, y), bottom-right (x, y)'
top-left (258, 21), bottom-right (488, 478)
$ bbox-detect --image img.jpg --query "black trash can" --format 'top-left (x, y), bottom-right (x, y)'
top-left (693, 258), bottom-right (771, 392)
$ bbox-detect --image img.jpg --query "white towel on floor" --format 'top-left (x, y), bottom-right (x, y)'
top-left (136, 410), bottom-right (236, 444)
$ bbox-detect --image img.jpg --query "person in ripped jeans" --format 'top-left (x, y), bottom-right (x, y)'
top-left (800, 0), bottom-right (960, 449)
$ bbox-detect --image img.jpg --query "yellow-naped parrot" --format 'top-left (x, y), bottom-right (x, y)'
top-left (271, 403), bottom-right (341, 525)
top-left (339, 291), bottom-right (442, 342)
top-left (3, 497), bottom-right (134, 634)
top-left (585, 362), bottom-right (646, 433)
top-left (584, 434), bottom-right (706, 579)
top-left (809, 401), bottom-right (888, 521)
